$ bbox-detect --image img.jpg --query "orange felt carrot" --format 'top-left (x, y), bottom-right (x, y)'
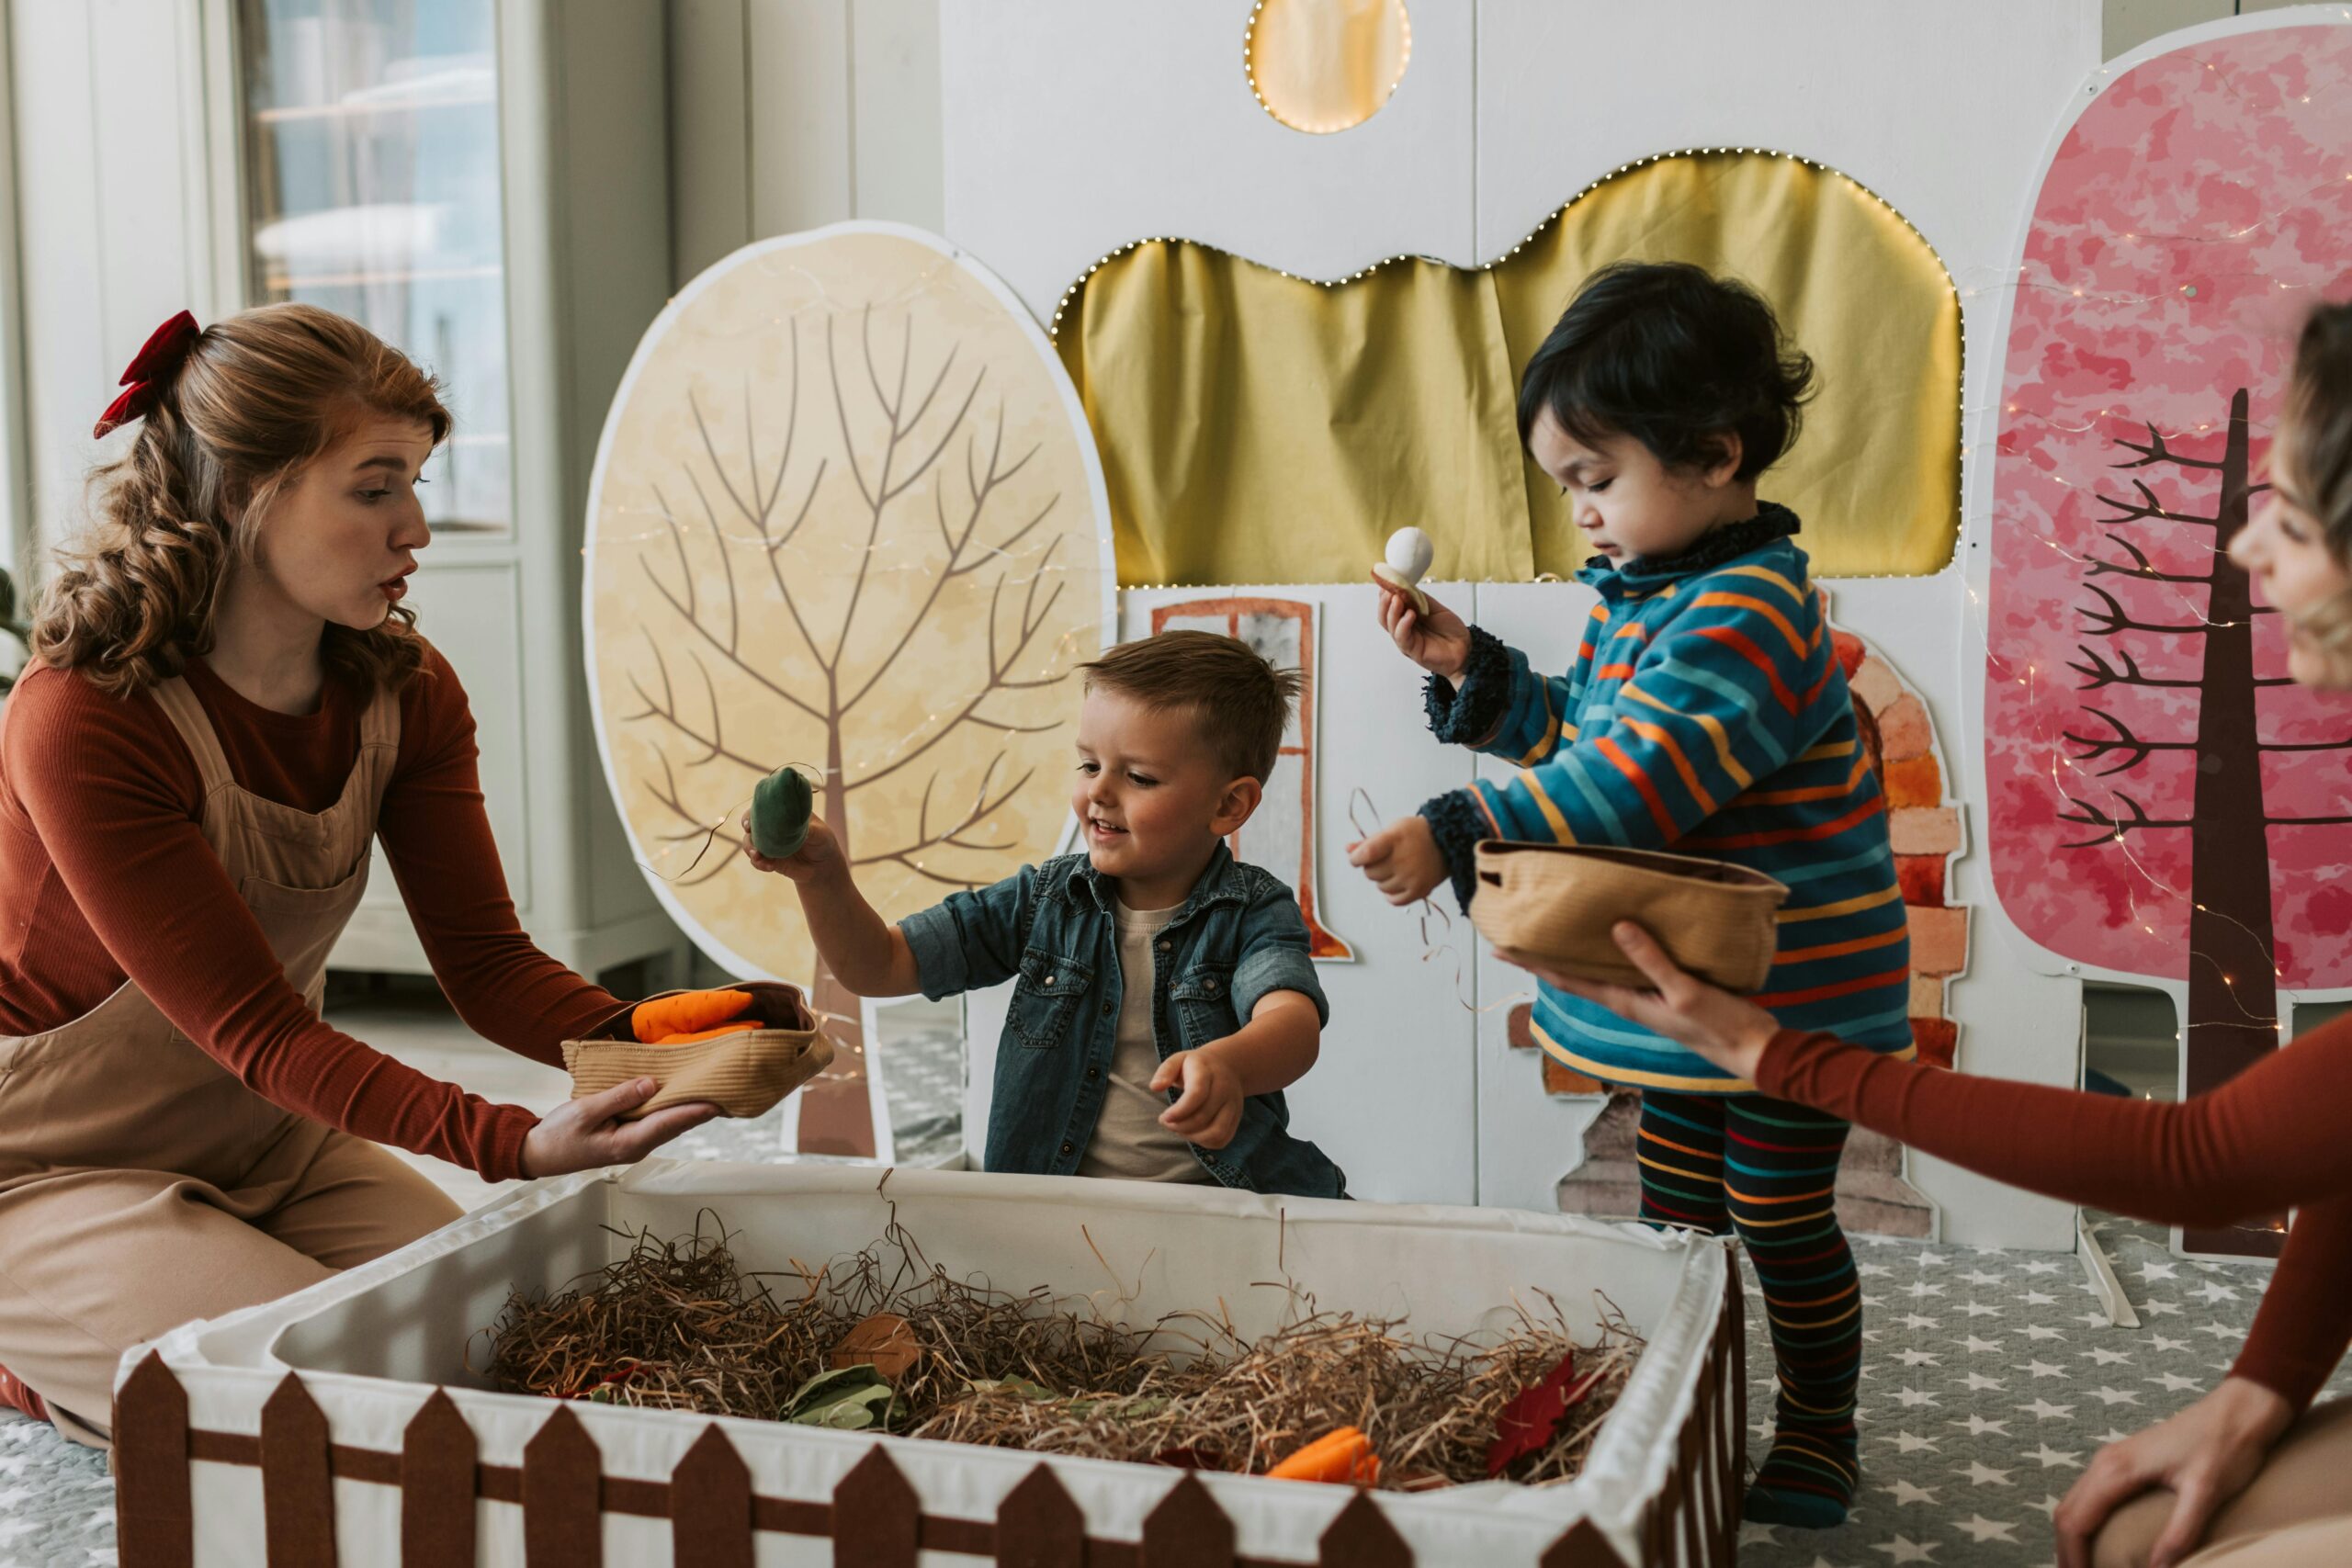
top-left (632, 989), bottom-right (753, 1043)
top-left (654, 1021), bottom-right (761, 1046)
top-left (1267, 1427), bottom-right (1380, 1486)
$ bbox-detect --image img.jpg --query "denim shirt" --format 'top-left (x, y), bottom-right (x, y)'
top-left (899, 844), bottom-right (1347, 1198)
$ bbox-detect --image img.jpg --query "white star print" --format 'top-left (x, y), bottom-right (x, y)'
top-left (2022, 1324), bottom-right (2067, 1341)
top-left (1905, 1281), bottom-right (1949, 1299)
top-left (2134, 1260), bottom-right (2178, 1281)
top-left (2190, 1280), bottom-right (2243, 1303)
top-left (1895, 1349), bottom-right (1942, 1367)
top-left (2016, 1360), bottom-right (2066, 1379)
top-left (1893, 1387), bottom-right (1940, 1408)
top-left (2095, 1427), bottom-right (2137, 1444)
top-left (2082, 1348), bottom-right (2133, 1366)
top-left (1915, 1251), bottom-right (1946, 1268)
top-left (1869, 1535), bottom-right (1939, 1563)
top-left (1962, 1372), bottom-right (2006, 1392)
top-left (1889, 1430), bottom-right (1940, 1454)
top-left (1962, 1461), bottom-right (2011, 1486)
top-left (2024, 1495), bottom-right (2064, 1518)
top-left (2018, 1258), bottom-right (2064, 1275)
top-left (1953, 1415), bottom-right (2010, 1436)
top-left (1958, 1269), bottom-right (2005, 1288)
top-left (2076, 1311), bottom-right (2119, 1328)
top-left (2199, 1322), bottom-right (2243, 1339)
top-left (1961, 1303), bottom-right (2004, 1318)
top-left (1955, 1514), bottom-right (2021, 1543)
top-left (1898, 1313), bottom-right (1940, 1331)
top-left (2018, 1290), bottom-right (2058, 1306)
top-left (2146, 1371), bottom-right (2200, 1393)
top-left (1858, 1261), bottom-right (1893, 1278)
top-left (2144, 1334), bottom-right (2190, 1353)
top-left (1959, 1336), bottom-right (2002, 1354)
top-left (2087, 1386), bottom-right (2142, 1405)
top-left (2030, 1444), bottom-right (2082, 1469)
top-left (1883, 1479), bottom-right (1939, 1506)
top-left (1736, 1521), bottom-right (1781, 1547)
top-left (2144, 1300), bottom-right (2184, 1316)
top-left (2018, 1398), bottom-right (2075, 1420)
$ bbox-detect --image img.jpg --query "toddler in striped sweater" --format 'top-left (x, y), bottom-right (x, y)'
top-left (1351, 261), bottom-right (1912, 1529)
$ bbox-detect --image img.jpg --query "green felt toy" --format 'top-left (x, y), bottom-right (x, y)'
top-left (752, 764), bottom-right (814, 859)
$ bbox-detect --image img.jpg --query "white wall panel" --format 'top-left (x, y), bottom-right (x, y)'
top-left (940, 0), bottom-right (1476, 321)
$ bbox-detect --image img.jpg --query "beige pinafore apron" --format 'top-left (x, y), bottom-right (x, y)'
top-left (0, 674), bottom-right (461, 1447)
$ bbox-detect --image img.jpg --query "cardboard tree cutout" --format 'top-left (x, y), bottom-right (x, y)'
top-left (586, 224), bottom-right (1114, 1158)
top-left (1984, 22), bottom-right (2352, 1252)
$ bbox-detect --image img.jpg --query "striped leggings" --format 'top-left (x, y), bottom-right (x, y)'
top-left (1638, 1089), bottom-right (1860, 1507)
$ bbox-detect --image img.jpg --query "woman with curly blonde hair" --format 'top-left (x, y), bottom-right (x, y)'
top-left (0, 304), bottom-right (715, 1448)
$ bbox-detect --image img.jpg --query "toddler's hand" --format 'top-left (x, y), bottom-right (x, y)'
top-left (740, 813), bottom-right (845, 883)
top-left (1346, 815), bottom-right (1448, 906)
top-left (1151, 1048), bottom-right (1245, 1149)
top-left (1373, 571), bottom-right (1473, 682)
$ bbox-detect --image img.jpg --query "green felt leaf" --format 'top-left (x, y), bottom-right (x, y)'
top-left (783, 1365), bottom-right (904, 1429)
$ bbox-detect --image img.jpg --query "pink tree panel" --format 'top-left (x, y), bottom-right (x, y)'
top-left (1984, 24), bottom-right (2352, 997)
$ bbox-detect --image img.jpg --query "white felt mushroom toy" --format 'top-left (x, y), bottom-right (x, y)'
top-left (1372, 525), bottom-right (1435, 617)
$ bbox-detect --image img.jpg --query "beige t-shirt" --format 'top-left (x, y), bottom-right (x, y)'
top-left (1078, 900), bottom-right (1214, 1184)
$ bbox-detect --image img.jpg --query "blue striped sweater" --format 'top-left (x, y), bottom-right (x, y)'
top-left (1419, 507), bottom-right (1915, 1094)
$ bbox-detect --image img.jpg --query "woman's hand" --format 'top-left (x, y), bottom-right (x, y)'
top-left (1373, 572), bottom-right (1474, 683)
top-left (2053, 1377), bottom-right (2294, 1568)
top-left (1521, 921), bottom-right (1781, 1081)
top-left (519, 1077), bottom-right (720, 1179)
top-left (1347, 816), bottom-right (1449, 906)
top-left (740, 812), bottom-right (845, 884)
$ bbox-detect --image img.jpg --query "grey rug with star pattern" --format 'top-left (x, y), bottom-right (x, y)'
top-left (1736, 1220), bottom-right (2327, 1568)
top-left (0, 1208), bottom-right (2309, 1566)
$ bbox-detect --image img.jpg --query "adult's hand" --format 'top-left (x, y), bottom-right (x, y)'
top-left (1529, 922), bottom-right (1781, 1081)
top-left (519, 1077), bottom-right (720, 1179)
top-left (2053, 1377), bottom-right (2294, 1568)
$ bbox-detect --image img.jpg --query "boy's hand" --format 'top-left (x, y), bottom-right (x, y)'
top-left (1373, 570), bottom-right (1473, 682)
top-left (1347, 815), bottom-right (1448, 905)
top-left (1151, 1048), bottom-right (1245, 1149)
top-left (740, 812), bottom-right (845, 883)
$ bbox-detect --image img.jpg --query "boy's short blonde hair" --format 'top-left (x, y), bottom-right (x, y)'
top-left (1078, 630), bottom-right (1302, 784)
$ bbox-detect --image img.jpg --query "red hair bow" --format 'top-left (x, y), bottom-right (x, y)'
top-left (93, 310), bottom-right (201, 439)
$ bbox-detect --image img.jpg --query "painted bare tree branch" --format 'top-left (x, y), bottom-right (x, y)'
top-left (611, 302), bottom-right (1082, 1158)
top-left (2060, 389), bottom-right (2350, 1168)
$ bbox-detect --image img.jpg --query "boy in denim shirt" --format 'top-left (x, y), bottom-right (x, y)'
top-left (742, 631), bottom-right (1344, 1198)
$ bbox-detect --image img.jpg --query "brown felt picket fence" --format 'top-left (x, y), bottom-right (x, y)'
top-left (112, 1267), bottom-right (1743, 1568)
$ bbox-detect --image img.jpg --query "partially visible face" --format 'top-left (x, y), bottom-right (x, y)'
top-left (2228, 432), bottom-right (2352, 690)
top-left (1525, 408), bottom-right (1737, 562)
top-left (250, 414), bottom-right (436, 631)
top-left (1071, 689), bottom-right (1236, 889)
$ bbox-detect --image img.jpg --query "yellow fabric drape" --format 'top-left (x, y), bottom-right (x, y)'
top-left (1057, 152), bottom-right (1962, 586)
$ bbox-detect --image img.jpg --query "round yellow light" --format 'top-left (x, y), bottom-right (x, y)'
top-left (1245, 0), bottom-right (1411, 135)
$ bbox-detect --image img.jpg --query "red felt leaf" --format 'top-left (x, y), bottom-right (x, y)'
top-left (1485, 1350), bottom-right (1600, 1477)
